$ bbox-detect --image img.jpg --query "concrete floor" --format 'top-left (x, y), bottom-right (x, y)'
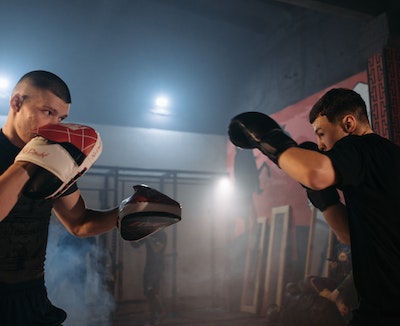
top-left (112, 298), bottom-right (268, 326)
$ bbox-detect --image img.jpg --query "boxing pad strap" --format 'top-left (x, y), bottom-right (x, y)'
top-left (120, 201), bottom-right (181, 217)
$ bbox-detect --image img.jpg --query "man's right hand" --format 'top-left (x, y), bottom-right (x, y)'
top-left (228, 111), bottom-right (297, 165)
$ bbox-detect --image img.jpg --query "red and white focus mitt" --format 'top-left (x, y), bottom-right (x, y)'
top-left (15, 123), bottom-right (102, 199)
top-left (118, 184), bottom-right (182, 241)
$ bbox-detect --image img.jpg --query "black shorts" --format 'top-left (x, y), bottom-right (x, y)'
top-left (0, 276), bottom-right (67, 326)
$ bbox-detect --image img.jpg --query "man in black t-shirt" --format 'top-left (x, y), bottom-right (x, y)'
top-left (0, 70), bottom-right (120, 325)
top-left (0, 70), bottom-right (181, 325)
top-left (228, 88), bottom-right (400, 325)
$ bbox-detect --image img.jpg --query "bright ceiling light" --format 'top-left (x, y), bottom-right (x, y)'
top-left (151, 94), bottom-right (171, 116)
top-left (0, 78), bottom-right (9, 89)
top-left (155, 96), bottom-right (169, 108)
top-left (214, 176), bottom-right (233, 208)
top-left (0, 77), bottom-right (10, 98)
top-left (216, 177), bottom-right (232, 194)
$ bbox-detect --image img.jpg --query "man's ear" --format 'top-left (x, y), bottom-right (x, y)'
top-left (10, 94), bottom-right (24, 112)
top-left (342, 115), bottom-right (356, 134)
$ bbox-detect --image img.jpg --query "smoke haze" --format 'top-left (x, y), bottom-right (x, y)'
top-left (45, 220), bottom-right (115, 326)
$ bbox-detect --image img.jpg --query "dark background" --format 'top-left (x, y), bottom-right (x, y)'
top-left (0, 0), bottom-right (398, 135)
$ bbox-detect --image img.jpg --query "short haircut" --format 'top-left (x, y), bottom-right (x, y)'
top-left (309, 88), bottom-right (368, 124)
top-left (16, 70), bottom-right (71, 104)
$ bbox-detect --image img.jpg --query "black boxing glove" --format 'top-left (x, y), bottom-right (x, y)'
top-left (298, 141), bottom-right (340, 211)
top-left (228, 111), bottom-right (297, 165)
top-left (306, 187), bottom-right (340, 212)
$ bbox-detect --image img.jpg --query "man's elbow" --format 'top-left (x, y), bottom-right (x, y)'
top-left (66, 221), bottom-right (91, 238)
top-left (302, 171), bottom-right (334, 190)
top-left (67, 227), bottom-right (86, 238)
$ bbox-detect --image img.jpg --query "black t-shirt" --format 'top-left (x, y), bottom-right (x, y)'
top-left (0, 130), bottom-right (77, 283)
top-left (326, 134), bottom-right (400, 310)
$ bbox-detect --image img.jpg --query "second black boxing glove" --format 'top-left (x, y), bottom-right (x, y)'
top-left (298, 141), bottom-right (340, 211)
top-left (228, 111), bottom-right (297, 165)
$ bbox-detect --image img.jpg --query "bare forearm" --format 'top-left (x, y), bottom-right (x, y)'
top-left (53, 191), bottom-right (119, 237)
top-left (74, 207), bottom-right (119, 237)
top-left (322, 202), bottom-right (350, 244)
top-left (278, 147), bottom-right (337, 189)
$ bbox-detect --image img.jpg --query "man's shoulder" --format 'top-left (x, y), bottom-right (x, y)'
top-left (0, 129), bottom-right (21, 172)
top-left (328, 134), bottom-right (400, 167)
top-left (335, 133), bottom-right (398, 150)
top-left (0, 129), bottom-right (19, 151)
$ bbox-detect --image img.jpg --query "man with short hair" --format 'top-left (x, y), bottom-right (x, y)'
top-left (0, 70), bottom-right (119, 325)
top-left (229, 88), bottom-right (400, 325)
top-left (0, 70), bottom-right (181, 325)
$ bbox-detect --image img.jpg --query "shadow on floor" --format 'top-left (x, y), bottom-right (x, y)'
top-left (112, 297), bottom-right (268, 326)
